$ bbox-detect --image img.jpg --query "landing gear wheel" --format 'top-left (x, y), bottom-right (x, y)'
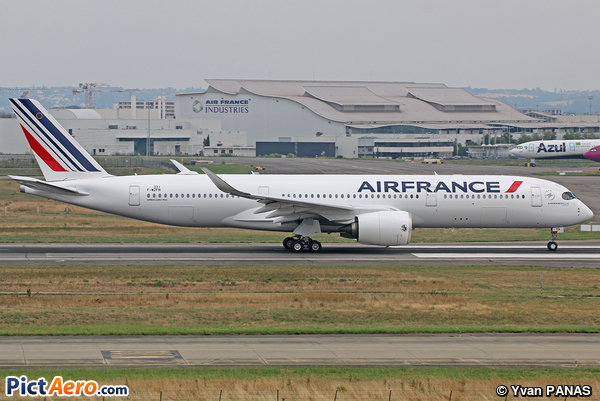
top-left (547, 241), bottom-right (558, 251)
top-left (291, 240), bottom-right (304, 253)
top-left (308, 240), bottom-right (322, 253)
top-left (283, 237), bottom-right (295, 250)
top-left (531, 162), bottom-right (536, 167)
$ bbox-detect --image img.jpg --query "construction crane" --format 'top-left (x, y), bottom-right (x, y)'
top-left (72, 83), bottom-right (139, 108)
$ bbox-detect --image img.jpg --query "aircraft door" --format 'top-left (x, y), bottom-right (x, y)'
top-left (129, 185), bottom-right (140, 206)
top-left (425, 192), bottom-right (437, 207)
top-left (569, 142), bottom-right (576, 152)
top-left (529, 143), bottom-right (534, 153)
top-left (531, 186), bottom-right (542, 207)
top-left (258, 186), bottom-right (269, 195)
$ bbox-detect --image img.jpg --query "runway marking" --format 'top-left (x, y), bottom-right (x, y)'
top-left (412, 253), bottom-right (600, 259)
top-left (399, 245), bottom-right (600, 249)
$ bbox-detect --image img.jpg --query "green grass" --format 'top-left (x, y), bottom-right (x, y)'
top-left (2, 264), bottom-right (600, 336)
top-left (2, 366), bottom-right (599, 382)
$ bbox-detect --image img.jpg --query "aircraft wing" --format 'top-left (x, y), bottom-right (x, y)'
top-left (9, 175), bottom-right (88, 196)
top-left (201, 168), bottom-right (390, 224)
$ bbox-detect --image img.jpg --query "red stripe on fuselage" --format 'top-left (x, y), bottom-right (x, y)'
top-left (20, 124), bottom-right (67, 172)
top-left (505, 180), bottom-right (523, 193)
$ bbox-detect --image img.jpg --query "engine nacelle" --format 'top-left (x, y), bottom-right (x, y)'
top-left (354, 210), bottom-right (412, 246)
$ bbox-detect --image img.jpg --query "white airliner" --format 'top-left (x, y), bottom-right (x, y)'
top-left (9, 98), bottom-right (594, 251)
top-left (510, 139), bottom-right (600, 165)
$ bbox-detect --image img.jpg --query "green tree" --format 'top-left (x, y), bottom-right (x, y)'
top-left (203, 135), bottom-right (210, 147)
top-left (564, 131), bottom-right (583, 140)
top-left (518, 134), bottom-right (532, 144)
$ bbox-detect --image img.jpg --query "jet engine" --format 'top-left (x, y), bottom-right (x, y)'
top-left (345, 210), bottom-right (412, 246)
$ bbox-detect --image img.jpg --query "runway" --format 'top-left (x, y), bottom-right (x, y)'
top-left (1, 334), bottom-right (598, 369)
top-left (0, 241), bottom-right (599, 267)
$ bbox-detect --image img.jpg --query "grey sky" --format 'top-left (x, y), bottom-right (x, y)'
top-left (2, 0), bottom-right (600, 91)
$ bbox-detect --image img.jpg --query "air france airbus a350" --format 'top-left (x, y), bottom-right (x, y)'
top-left (9, 99), bottom-right (594, 252)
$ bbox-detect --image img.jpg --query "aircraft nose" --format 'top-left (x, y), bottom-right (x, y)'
top-left (581, 203), bottom-right (594, 221)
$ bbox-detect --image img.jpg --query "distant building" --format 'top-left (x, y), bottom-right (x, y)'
top-left (359, 137), bottom-right (454, 159)
top-left (176, 79), bottom-right (537, 156)
top-left (118, 95), bottom-right (175, 119)
top-left (47, 108), bottom-right (247, 156)
top-left (467, 144), bottom-right (513, 159)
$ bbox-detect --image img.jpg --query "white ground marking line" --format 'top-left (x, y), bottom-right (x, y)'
top-left (411, 253), bottom-right (600, 259)
top-left (397, 245), bottom-right (600, 249)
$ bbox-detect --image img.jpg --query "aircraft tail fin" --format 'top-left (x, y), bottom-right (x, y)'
top-left (9, 98), bottom-right (110, 182)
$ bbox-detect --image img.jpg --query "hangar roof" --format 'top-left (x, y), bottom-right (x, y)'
top-left (186, 79), bottom-right (538, 128)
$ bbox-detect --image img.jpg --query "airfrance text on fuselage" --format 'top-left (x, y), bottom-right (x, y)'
top-left (358, 180), bottom-right (521, 193)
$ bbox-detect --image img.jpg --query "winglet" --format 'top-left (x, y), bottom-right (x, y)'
top-left (170, 159), bottom-right (198, 175)
top-left (200, 167), bottom-right (253, 198)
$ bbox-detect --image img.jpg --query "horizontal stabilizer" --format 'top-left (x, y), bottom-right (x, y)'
top-left (9, 175), bottom-right (88, 196)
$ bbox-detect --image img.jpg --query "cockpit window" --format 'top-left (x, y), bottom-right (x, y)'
top-left (562, 192), bottom-right (576, 200)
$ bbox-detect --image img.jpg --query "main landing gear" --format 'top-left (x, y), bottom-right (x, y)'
top-left (547, 228), bottom-right (559, 251)
top-left (283, 236), bottom-right (322, 252)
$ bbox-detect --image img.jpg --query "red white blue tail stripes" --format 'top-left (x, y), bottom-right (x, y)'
top-left (10, 98), bottom-right (108, 181)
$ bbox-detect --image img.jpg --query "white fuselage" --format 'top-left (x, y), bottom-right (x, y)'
top-left (21, 173), bottom-right (593, 232)
top-left (510, 139), bottom-right (600, 160)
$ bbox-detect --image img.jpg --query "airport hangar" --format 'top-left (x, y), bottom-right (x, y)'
top-left (175, 79), bottom-right (539, 159)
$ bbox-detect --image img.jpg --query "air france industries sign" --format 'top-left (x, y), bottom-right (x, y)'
top-left (193, 99), bottom-right (249, 114)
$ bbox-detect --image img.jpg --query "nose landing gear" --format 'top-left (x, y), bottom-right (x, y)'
top-left (547, 228), bottom-right (560, 251)
top-left (283, 236), bottom-right (322, 252)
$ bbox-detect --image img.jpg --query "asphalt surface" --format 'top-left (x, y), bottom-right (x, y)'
top-left (0, 240), bottom-right (599, 267)
top-left (1, 334), bottom-right (598, 369)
